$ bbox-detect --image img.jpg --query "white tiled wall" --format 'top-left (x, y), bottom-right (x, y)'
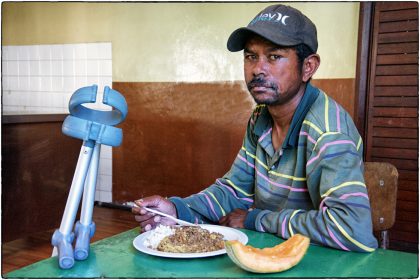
top-left (2, 42), bottom-right (114, 202)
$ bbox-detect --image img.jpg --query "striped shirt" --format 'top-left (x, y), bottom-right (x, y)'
top-left (170, 83), bottom-right (378, 252)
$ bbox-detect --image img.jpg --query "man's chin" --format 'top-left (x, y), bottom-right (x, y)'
top-left (250, 90), bottom-right (280, 105)
top-left (253, 97), bottom-right (279, 106)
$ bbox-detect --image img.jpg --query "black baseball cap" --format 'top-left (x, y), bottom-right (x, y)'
top-left (227, 4), bottom-right (318, 53)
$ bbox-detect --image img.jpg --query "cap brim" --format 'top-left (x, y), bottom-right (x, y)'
top-left (227, 28), bottom-right (255, 52)
top-left (227, 27), bottom-right (300, 52)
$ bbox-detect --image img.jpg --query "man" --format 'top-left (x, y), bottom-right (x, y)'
top-left (132, 4), bottom-right (378, 252)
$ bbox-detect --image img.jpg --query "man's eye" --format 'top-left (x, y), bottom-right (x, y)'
top-left (245, 54), bottom-right (256, 60)
top-left (269, 55), bottom-right (281, 60)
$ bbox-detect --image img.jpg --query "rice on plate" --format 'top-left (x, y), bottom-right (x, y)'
top-left (144, 225), bottom-right (175, 249)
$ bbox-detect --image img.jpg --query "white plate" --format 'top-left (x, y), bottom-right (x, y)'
top-left (132, 224), bottom-right (248, 258)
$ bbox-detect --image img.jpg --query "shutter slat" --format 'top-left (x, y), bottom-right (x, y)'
top-left (376, 65), bottom-right (418, 75)
top-left (372, 127), bottom-right (418, 138)
top-left (395, 201), bottom-right (419, 212)
top-left (373, 96), bottom-right (418, 107)
top-left (371, 157), bottom-right (418, 171)
top-left (379, 19), bottom-right (418, 33)
top-left (377, 42), bottom-right (418, 55)
top-left (378, 2), bottom-right (418, 12)
top-left (378, 31), bottom-right (418, 43)
top-left (398, 170), bottom-right (418, 181)
top-left (371, 147), bottom-right (418, 159)
top-left (375, 75), bottom-right (418, 86)
top-left (397, 190), bottom-right (419, 202)
top-left (373, 137), bottom-right (418, 149)
top-left (390, 230), bottom-right (419, 243)
top-left (376, 53), bottom-right (418, 65)
top-left (373, 117), bottom-right (418, 127)
top-left (396, 210), bottom-right (418, 222)
top-left (398, 179), bottom-right (419, 191)
top-left (393, 220), bottom-right (419, 232)
top-left (374, 86), bottom-right (418, 97)
top-left (380, 8), bottom-right (418, 22)
top-left (373, 107), bottom-right (418, 118)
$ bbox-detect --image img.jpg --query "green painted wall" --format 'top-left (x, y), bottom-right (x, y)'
top-left (2, 2), bottom-right (360, 82)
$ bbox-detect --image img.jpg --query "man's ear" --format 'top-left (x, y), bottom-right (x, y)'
top-left (302, 54), bottom-right (320, 82)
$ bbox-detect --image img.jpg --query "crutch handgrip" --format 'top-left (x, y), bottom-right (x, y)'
top-left (62, 116), bottom-right (123, 147)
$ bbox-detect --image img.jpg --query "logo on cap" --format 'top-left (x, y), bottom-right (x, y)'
top-left (250, 12), bottom-right (290, 26)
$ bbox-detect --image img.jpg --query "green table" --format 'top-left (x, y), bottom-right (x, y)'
top-left (6, 228), bottom-right (418, 278)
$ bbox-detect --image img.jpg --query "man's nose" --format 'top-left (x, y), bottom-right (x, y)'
top-left (253, 58), bottom-right (268, 76)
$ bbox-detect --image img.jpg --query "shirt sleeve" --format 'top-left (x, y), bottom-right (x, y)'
top-left (254, 132), bottom-right (378, 252)
top-left (169, 113), bottom-right (258, 224)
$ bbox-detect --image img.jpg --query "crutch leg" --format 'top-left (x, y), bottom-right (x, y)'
top-left (74, 142), bottom-right (101, 260)
top-left (51, 140), bottom-right (95, 269)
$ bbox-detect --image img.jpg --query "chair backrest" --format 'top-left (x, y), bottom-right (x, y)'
top-left (364, 162), bottom-right (398, 232)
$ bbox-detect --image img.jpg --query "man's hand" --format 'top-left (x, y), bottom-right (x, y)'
top-left (219, 208), bottom-right (248, 228)
top-left (131, 195), bottom-right (177, 232)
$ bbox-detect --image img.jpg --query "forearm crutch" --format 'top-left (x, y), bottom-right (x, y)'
top-left (51, 85), bottom-right (127, 269)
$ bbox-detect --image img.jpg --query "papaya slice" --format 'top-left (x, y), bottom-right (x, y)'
top-left (225, 234), bottom-right (310, 273)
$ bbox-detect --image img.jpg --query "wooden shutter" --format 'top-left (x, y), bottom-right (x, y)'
top-left (364, 1), bottom-right (418, 251)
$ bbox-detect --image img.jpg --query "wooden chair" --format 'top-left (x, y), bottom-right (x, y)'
top-left (364, 162), bottom-right (398, 249)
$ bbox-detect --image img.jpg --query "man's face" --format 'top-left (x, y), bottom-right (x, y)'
top-left (244, 36), bottom-right (303, 106)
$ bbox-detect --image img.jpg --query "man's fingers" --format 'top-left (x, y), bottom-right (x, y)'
top-left (135, 215), bottom-right (149, 223)
top-left (136, 195), bottom-right (164, 208)
top-left (139, 218), bottom-right (156, 232)
top-left (140, 208), bottom-right (149, 215)
top-left (134, 198), bottom-right (143, 207)
top-left (137, 214), bottom-right (167, 233)
top-left (219, 215), bottom-right (228, 225)
top-left (141, 223), bottom-right (153, 233)
top-left (134, 211), bottom-right (155, 222)
top-left (160, 217), bottom-right (176, 226)
top-left (132, 206), bottom-right (149, 215)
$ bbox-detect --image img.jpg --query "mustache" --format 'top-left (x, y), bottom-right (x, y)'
top-left (247, 76), bottom-right (278, 91)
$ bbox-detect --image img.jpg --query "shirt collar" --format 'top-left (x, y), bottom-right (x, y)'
top-left (253, 82), bottom-right (319, 148)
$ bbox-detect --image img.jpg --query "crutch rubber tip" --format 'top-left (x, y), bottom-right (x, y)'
top-left (74, 249), bottom-right (88, 261)
top-left (60, 257), bottom-right (74, 269)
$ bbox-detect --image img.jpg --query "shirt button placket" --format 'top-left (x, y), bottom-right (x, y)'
top-left (270, 149), bottom-right (283, 171)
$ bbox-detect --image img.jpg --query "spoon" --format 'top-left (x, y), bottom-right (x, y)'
top-left (130, 202), bottom-right (197, 227)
